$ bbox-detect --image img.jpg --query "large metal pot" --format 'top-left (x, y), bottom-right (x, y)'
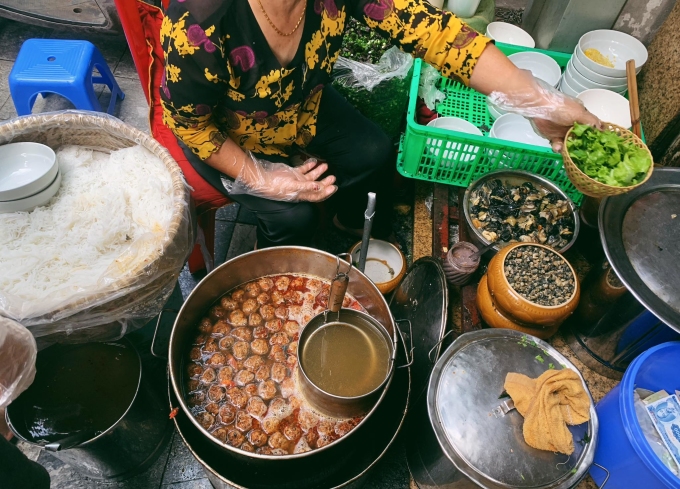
top-left (168, 247), bottom-right (397, 475)
top-left (168, 326), bottom-right (411, 489)
top-left (5, 337), bottom-right (170, 480)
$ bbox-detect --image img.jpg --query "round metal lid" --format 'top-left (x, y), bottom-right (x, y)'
top-left (427, 329), bottom-right (597, 489)
top-left (389, 257), bottom-right (448, 405)
top-left (600, 168), bottom-right (680, 332)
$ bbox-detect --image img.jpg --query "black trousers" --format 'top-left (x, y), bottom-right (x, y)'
top-left (0, 437), bottom-right (50, 489)
top-left (182, 86), bottom-right (394, 248)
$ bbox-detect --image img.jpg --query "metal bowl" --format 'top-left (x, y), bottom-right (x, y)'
top-left (462, 170), bottom-right (580, 255)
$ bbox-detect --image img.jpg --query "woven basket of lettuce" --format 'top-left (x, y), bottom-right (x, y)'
top-left (561, 122), bottom-right (653, 198)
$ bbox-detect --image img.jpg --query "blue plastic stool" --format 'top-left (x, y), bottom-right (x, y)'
top-left (9, 39), bottom-right (125, 116)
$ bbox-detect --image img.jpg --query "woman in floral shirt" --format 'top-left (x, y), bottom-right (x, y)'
top-left (161, 0), bottom-right (597, 248)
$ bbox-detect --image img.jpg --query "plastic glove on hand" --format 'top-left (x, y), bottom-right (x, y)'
top-left (488, 70), bottom-right (602, 152)
top-left (231, 154), bottom-right (337, 203)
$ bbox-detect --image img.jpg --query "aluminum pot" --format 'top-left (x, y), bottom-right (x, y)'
top-left (168, 247), bottom-right (397, 471)
top-left (462, 170), bottom-right (580, 255)
top-left (6, 337), bottom-right (170, 480)
top-left (168, 326), bottom-right (411, 489)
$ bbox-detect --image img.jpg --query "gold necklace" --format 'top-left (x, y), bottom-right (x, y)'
top-left (257, 0), bottom-right (306, 37)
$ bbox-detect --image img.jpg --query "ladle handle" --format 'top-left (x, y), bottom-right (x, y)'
top-left (329, 275), bottom-right (349, 313)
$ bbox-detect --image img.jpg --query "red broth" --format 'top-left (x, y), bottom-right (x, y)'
top-left (184, 274), bottom-right (364, 455)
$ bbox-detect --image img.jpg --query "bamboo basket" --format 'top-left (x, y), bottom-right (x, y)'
top-left (561, 122), bottom-right (653, 198)
top-left (0, 111), bottom-right (192, 343)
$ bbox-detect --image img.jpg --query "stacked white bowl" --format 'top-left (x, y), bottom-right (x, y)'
top-left (0, 142), bottom-right (61, 214)
top-left (559, 30), bottom-right (648, 98)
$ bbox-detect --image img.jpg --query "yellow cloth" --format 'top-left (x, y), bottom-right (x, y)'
top-left (504, 369), bottom-right (591, 455)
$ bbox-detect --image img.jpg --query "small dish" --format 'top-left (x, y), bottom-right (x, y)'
top-left (576, 30), bottom-right (647, 77)
top-left (485, 22), bottom-right (535, 48)
top-left (0, 142), bottom-right (57, 201)
top-left (490, 113), bottom-right (550, 148)
top-left (577, 89), bottom-right (632, 128)
top-left (349, 239), bottom-right (406, 295)
top-left (0, 169), bottom-right (61, 214)
top-left (508, 51), bottom-right (562, 88)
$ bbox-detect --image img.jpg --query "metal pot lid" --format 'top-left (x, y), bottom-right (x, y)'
top-left (427, 329), bottom-right (597, 489)
top-left (599, 168), bottom-right (680, 332)
top-left (389, 257), bottom-right (447, 405)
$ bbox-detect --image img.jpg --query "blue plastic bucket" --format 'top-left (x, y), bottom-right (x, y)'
top-left (590, 341), bottom-right (680, 488)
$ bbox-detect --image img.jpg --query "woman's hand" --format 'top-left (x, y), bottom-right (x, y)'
top-left (471, 45), bottom-right (602, 152)
top-left (231, 155), bottom-right (337, 202)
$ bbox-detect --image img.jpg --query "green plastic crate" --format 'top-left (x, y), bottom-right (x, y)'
top-left (398, 43), bottom-right (584, 204)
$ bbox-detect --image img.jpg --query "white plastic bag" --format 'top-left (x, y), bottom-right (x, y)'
top-left (418, 64), bottom-right (446, 111)
top-left (0, 318), bottom-right (37, 409)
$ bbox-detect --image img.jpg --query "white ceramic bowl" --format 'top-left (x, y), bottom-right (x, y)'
top-left (0, 142), bottom-right (58, 201)
top-left (559, 74), bottom-right (583, 97)
top-left (508, 52), bottom-right (562, 87)
top-left (576, 30), bottom-right (647, 77)
top-left (427, 117), bottom-right (483, 135)
top-left (566, 58), bottom-right (627, 92)
top-left (444, 0), bottom-right (482, 18)
top-left (0, 169), bottom-right (61, 214)
top-left (490, 114), bottom-right (550, 148)
top-left (486, 100), bottom-right (505, 121)
top-left (426, 117), bottom-right (482, 162)
top-left (577, 89), bottom-right (632, 128)
top-left (570, 54), bottom-right (628, 87)
top-left (485, 22), bottom-right (535, 48)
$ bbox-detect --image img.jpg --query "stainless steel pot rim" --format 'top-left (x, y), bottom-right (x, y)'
top-left (462, 169), bottom-right (580, 254)
top-left (170, 324), bottom-right (411, 489)
top-left (426, 329), bottom-right (598, 489)
top-left (6, 338), bottom-right (143, 448)
top-left (297, 312), bottom-right (397, 402)
top-left (169, 246), bottom-right (397, 460)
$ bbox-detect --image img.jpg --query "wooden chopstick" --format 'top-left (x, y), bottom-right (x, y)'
top-left (626, 59), bottom-right (642, 138)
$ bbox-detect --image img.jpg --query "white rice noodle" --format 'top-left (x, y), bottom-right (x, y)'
top-left (0, 145), bottom-right (175, 320)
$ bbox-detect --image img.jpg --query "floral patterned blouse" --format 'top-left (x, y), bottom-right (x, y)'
top-left (160, 0), bottom-right (492, 160)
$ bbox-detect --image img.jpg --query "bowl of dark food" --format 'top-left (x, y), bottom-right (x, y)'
top-left (463, 170), bottom-right (580, 255)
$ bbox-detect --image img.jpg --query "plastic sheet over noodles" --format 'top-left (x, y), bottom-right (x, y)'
top-left (0, 110), bottom-right (194, 346)
top-left (0, 317), bottom-right (37, 409)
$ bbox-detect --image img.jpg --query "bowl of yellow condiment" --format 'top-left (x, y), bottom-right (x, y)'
top-left (576, 30), bottom-right (647, 78)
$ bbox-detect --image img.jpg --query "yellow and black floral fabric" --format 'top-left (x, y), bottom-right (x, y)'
top-left (160, 0), bottom-right (492, 160)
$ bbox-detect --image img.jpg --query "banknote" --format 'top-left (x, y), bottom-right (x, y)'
top-left (645, 394), bottom-right (680, 467)
top-left (643, 390), bottom-right (670, 405)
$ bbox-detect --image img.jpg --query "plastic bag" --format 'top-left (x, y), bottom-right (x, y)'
top-left (418, 63), bottom-right (445, 111)
top-left (0, 111), bottom-right (194, 346)
top-left (332, 46), bottom-right (414, 140)
top-left (634, 388), bottom-right (680, 476)
top-left (0, 318), bottom-right (37, 409)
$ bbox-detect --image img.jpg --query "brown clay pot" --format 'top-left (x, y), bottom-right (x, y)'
top-left (486, 243), bottom-right (580, 327)
top-left (476, 275), bottom-right (560, 339)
